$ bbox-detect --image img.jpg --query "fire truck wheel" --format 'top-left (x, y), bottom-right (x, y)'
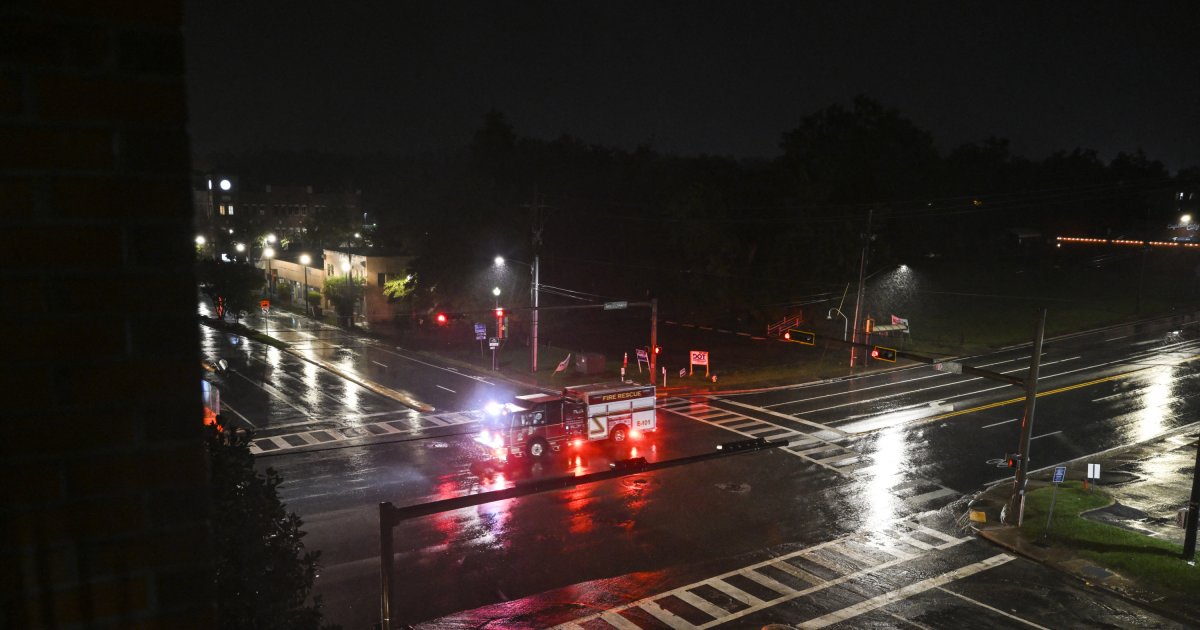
top-left (529, 438), bottom-right (549, 458)
top-left (611, 426), bottom-right (627, 442)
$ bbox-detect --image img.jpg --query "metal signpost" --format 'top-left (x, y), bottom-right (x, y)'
top-left (1044, 465), bottom-right (1068, 539)
top-left (489, 337), bottom-right (499, 371)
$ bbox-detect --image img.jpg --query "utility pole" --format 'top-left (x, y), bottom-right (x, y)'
top-left (850, 209), bottom-right (874, 367)
top-left (649, 298), bottom-right (658, 385)
top-left (1183, 432), bottom-right (1200, 562)
top-left (1009, 308), bottom-right (1047, 526)
top-left (526, 188), bottom-right (547, 374)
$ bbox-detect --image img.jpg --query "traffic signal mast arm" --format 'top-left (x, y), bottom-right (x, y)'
top-left (783, 330), bottom-right (1025, 388)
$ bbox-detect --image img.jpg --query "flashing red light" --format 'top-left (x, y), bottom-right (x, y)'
top-left (573, 439), bottom-right (583, 448)
top-left (495, 308), bottom-right (504, 318)
top-left (629, 429), bottom-right (642, 440)
top-left (436, 313), bottom-right (447, 324)
top-left (871, 349), bottom-right (879, 358)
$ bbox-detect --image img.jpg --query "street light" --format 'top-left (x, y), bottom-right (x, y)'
top-left (263, 247), bottom-right (275, 297)
top-left (495, 255), bottom-right (540, 373)
top-left (827, 308), bottom-right (849, 341)
top-left (299, 253), bottom-right (311, 316)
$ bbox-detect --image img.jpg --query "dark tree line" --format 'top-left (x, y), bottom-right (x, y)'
top-left (201, 97), bottom-right (1190, 327)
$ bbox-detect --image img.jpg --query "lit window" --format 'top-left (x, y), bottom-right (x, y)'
top-left (227, 205), bottom-right (234, 215)
top-left (218, 204), bottom-right (226, 215)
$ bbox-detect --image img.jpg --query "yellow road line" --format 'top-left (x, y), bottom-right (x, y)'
top-left (924, 370), bottom-right (1144, 425)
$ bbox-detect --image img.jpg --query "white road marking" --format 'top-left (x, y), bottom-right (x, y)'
top-left (935, 586), bottom-right (1052, 629)
top-left (371, 360), bottom-right (388, 368)
top-left (1030, 430), bottom-right (1062, 440)
top-left (797, 554), bottom-right (1014, 629)
top-left (436, 385), bottom-right (456, 393)
top-left (216, 400), bottom-right (257, 428)
top-left (982, 418), bottom-right (1018, 428)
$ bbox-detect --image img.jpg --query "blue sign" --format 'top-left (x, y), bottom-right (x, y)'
top-left (1052, 466), bottom-right (1067, 484)
top-left (474, 323), bottom-right (487, 341)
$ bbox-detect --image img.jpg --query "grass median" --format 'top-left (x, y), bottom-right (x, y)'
top-left (1020, 481), bottom-right (1198, 596)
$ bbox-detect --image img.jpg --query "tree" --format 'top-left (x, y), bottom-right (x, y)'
top-left (323, 274), bottom-right (365, 327)
top-left (206, 424), bottom-right (336, 629)
top-left (196, 259), bottom-right (264, 323)
top-left (381, 273), bottom-right (416, 301)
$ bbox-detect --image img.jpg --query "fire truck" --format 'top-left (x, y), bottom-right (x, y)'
top-left (475, 383), bottom-right (656, 460)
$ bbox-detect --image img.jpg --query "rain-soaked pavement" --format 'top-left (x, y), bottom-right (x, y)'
top-left (204, 303), bottom-right (1200, 628)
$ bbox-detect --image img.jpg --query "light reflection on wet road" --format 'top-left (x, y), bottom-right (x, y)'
top-left (207, 305), bottom-right (1200, 629)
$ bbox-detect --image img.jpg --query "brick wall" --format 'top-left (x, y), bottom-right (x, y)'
top-left (1, 2), bottom-right (214, 627)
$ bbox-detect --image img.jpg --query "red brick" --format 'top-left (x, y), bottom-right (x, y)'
top-left (66, 448), bottom-right (207, 496)
top-left (9, 320), bottom-right (125, 360)
top-left (0, 227), bottom-right (123, 269)
top-left (0, 366), bottom-right (53, 412)
top-left (48, 276), bottom-right (194, 314)
top-left (0, 409), bottom-right (138, 456)
top-left (0, 461), bottom-right (64, 503)
top-left (57, 359), bottom-right (198, 406)
top-left (49, 175), bottom-right (189, 219)
top-left (8, 497), bottom-right (147, 545)
top-left (31, 0), bottom-right (183, 27)
top-left (0, 177), bottom-right (36, 217)
top-left (0, 73), bottom-right (22, 116)
top-left (36, 76), bottom-right (186, 124)
top-left (0, 128), bottom-right (113, 171)
top-left (0, 19), bottom-right (111, 70)
top-left (116, 129), bottom-right (189, 173)
top-left (17, 575), bottom-right (150, 626)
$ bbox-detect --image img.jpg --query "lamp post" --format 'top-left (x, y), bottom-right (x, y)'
top-left (827, 308), bottom-right (849, 341)
top-left (299, 253), bottom-right (311, 316)
top-left (495, 256), bottom-right (540, 373)
top-left (263, 247), bottom-right (275, 297)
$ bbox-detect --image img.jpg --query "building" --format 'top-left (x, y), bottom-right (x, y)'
top-left (192, 175), bottom-right (363, 253)
top-left (262, 247), bottom-right (413, 325)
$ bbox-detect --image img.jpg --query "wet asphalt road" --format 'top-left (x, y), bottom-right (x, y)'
top-left (204, 304), bottom-right (1200, 629)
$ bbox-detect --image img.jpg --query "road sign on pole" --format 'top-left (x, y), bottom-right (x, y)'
top-left (603, 300), bottom-right (628, 310)
top-left (474, 323), bottom-right (487, 341)
top-left (1052, 466), bottom-right (1067, 484)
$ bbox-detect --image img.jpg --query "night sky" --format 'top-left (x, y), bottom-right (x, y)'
top-left (184, 1), bottom-right (1200, 171)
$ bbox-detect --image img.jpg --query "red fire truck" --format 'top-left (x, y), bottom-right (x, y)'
top-left (475, 383), bottom-right (657, 460)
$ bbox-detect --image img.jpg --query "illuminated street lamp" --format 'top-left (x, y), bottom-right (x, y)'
top-left (495, 255), bottom-right (540, 373)
top-left (827, 308), bottom-right (849, 341)
top-left (263, 247), bottom-right (275, 297)
top-left (195, 235), bottom-right (206, 246)
top-left (299, 253), bottom-right (312, 315)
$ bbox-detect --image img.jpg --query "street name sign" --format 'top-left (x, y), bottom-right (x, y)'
top-left (603, 301), bottom-right (628, 310)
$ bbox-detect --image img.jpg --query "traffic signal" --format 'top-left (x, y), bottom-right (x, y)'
top-left (435, 313), bottom-right (447, 325)
top-left (1004, 452), bottom-right (1022, 468)
top-left (784, 329), bottom-right (815, 345)
top-left (654, 345), bottom-right (661, 355)
top-left (870, 345), bottom-right (897, 362)
top-left (494, 307), bottom-right (504, 318)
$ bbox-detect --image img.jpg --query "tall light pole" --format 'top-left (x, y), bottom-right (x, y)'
top-left (827, 308), bottom-right (849, 341)
top-left (850, 209), bottom-right (874, 367)
top-left (495, 255), bottom-right (540, 373)
top-left (299, 253), bottom-right (311, 316)
top-left (263, 247), bottom-right (275, 297)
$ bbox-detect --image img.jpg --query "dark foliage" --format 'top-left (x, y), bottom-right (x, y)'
top-left (206, 424), bottom-right (337, 630)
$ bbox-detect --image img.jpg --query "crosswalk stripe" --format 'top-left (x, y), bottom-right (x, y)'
top-left (797, 554), bottom-right (1014, 629)
top-left (673, 590), bottom-right (730, 620)
top-left (909, 486), bottom-right (959, 506)
top-left (640, 599), bottom-right (695, 629)
top-left (599, 611), bottom-right (642, 629)
top-left (741, 568), bottom-right (797, 596)
top-left (705, 578), bottom-right (765, 607)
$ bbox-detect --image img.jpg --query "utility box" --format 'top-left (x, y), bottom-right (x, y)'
top-left (575, 352), bottom-right (606, 375)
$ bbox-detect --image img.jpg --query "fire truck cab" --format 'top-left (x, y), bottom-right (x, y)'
top-left (476, 383), bottom-right (656, 460)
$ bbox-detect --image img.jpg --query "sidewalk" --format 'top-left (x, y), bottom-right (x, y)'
top-left (965, 426), bottom-right (1200, 626)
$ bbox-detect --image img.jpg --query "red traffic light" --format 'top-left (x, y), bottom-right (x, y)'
top-left (494, 308), bottom-right (504, 318)
top-left (435, 313), bottom-right (447, 324)
top-left (654, 345), bottom-right (661, 354)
